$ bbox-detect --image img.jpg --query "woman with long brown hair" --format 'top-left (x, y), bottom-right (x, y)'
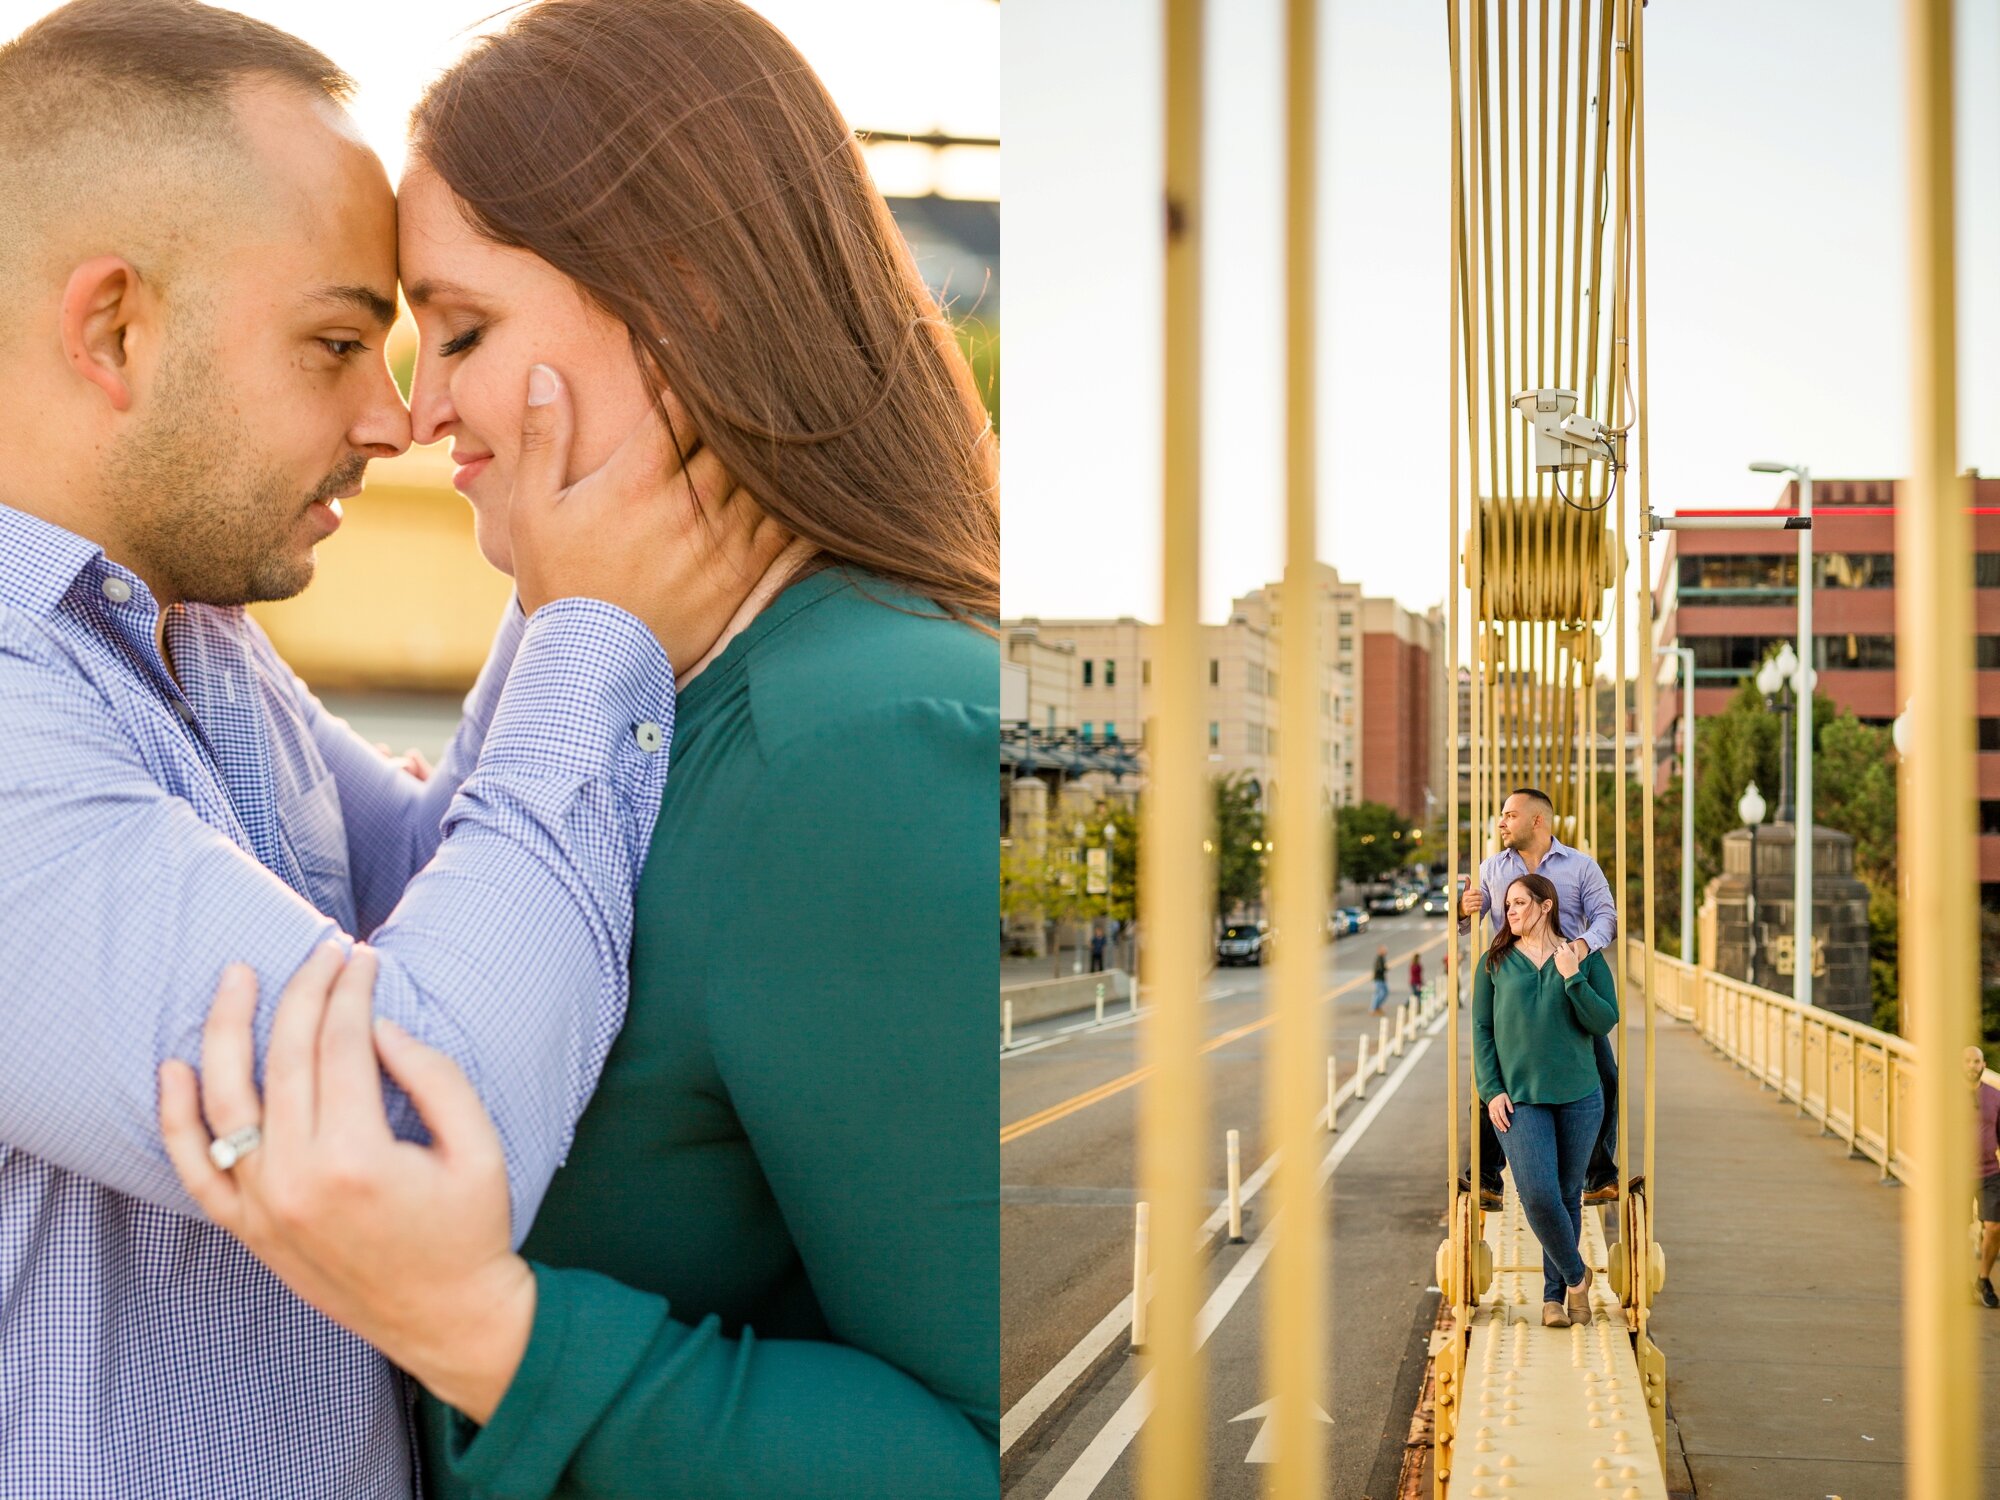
top-left (159, 1), bottom-right (997, 1494)
top-left (1473, 872), bottom-right (1619, 1329)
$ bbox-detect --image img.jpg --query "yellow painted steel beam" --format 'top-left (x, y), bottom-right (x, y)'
top-left (1451, 1185), bottom-right (1667, 1498)
top-left (1897, 0), bottom-right (1980, 1494)
top-left (1136, 0), bottom-right (1208, 1491)
top-left (1262, 0), bottom-right (1329, 1489)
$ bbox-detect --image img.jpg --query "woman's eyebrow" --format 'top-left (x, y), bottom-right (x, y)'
top-left (403, 277), bottom-right (478, 309)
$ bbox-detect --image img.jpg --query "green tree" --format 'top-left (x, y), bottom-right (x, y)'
top-left (1213, 772), bottom-right (1266, 917)
top-left (1334, 800), bottom-right (1417, 885)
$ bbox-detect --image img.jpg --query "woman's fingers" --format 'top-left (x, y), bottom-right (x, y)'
top-left (198, 958), bottom-right (283, 1141)
top-left (371, 1018), bottom-right (505, 1176)
top-left (317, 946), bottom-right (393, 1144)
top-left (159, 1059), bottom-right (242, 1225)
top-left (263, 947), bottom-right (343, 1148)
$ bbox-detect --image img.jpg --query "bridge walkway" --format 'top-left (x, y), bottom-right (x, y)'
top-left (1632, 997), bottom-right (2000, 1498)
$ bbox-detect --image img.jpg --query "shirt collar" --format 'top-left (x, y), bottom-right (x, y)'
top-left (0, 503), bottom-right (112, 619)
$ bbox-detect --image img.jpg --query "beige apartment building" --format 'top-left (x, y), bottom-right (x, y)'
top-left (1003, 563), bottom-right (1417, 810)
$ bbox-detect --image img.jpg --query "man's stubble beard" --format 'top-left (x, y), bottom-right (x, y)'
top-left (104, 333), bottom-right (344, 608)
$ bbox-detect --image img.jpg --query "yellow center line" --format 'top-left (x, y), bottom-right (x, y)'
top-left (999, 932), bottom-right (1445, 1146)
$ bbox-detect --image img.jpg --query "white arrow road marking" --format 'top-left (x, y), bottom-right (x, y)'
top-left (1229, 1398), bottom-right (1334, 1463)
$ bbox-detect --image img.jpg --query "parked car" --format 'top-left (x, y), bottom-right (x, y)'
top-left (1421, 886), bottom-right (1452, 917)
top-left (1217, 922), bottom-right (1269, 966)
top-left (1337, 905), bottom-right (1370, 934)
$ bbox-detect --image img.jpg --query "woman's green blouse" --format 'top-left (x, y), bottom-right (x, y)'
top-left (418, 569), bottom-right (999, 1499)
top-left (1471, 947), bottom-right (1619, 1106)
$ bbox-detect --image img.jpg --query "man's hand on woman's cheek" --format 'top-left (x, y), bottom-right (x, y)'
top-left (157, 944), bottom-right (533, 1424)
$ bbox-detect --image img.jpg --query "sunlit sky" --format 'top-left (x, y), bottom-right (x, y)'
top-left (0, 0), bottom-right (998, 196)
top-left (1003, 0), bottom-right (2000, 631)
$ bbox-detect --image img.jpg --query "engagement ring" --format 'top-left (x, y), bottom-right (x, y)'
top-left (208, 1125), bottom-right (263, 1172)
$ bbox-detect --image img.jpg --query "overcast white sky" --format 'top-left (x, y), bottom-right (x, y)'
top-left (0, 0), bottom-right (998, 193)
top-left (1003, 0), bottom-right (2000, 627)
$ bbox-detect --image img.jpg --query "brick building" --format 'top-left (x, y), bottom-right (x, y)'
top-left (1652, 473), bottom-right (2000, 898)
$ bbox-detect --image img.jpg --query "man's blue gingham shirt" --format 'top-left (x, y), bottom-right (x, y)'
top-left (0, 503), bottom-right (674, 1498)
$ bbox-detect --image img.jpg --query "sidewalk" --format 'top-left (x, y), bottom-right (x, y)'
top-left (1646, 1005), bottom-right (2000, 1497)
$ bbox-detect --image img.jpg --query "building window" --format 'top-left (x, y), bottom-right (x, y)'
top-left (1338, 635), bottom-right (1353, 652)
top-left (1105, 660), bottom-right (1117, 686)
top-left (1812, 634), bottom-right (1897, 671)
top-left (1983, 800), bottom-right (2000, 837)
top-left (1979, 555), bottom-right (2000, 589)
top-left (1081, 722), bottom-right (1093, 742)
top-left (1143, 659), bottom-right (1152, 685)
top-left (1981, 637), bottom-right (2000, 671)
top-left (1082, 659), bottom-right (1094, 686)
top-left (1209, 659), bottom-right (1220, 686)
top-left (1340, 612), bottom-right (1354, 626)
top-left (1815, 552), bottom-right (1895, 589)
top-left (1208, 721), bottom-right (1220, 749)
top-left (1679, 555), bottom-right (1798, 595)
top-left (1980, 718), bottom-right (2000, 753)
top-left (1105, 721), bottom-right (1118, 741)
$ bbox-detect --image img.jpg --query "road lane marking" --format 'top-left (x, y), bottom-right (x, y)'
top-left (1000, 1004), bottom-right (1456, 1464)
top-left (998, 933), bottom-right (1444, 1146)
top-left (1037, 1030), bottom-right (1440, 1496)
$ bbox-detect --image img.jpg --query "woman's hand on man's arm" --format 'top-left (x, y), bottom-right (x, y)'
top-left (159, 946), bottom-right (534, 1425)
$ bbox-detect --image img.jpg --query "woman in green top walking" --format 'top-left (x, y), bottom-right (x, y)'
top-left (158, 2), bottom-right (999, 1495)
top-left (1474, 872), bottom-right (1620, 1328)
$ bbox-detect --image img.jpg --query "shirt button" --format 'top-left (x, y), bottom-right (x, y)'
top-left (101, 576), bottom-right (132, 605)
top-left (634, 721), bottom-right (663, 754)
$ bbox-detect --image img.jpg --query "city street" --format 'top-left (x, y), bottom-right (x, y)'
top-left (1001, 909), bottom-right (1458, 1499)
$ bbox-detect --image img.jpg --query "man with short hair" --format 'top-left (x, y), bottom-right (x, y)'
top-left (1967, 1046), bottom-right (2000, 1308)
top-left (0, 2), bottom-right (771, 1493)
top-left (1458, 787), bottom-right (1626, 1210)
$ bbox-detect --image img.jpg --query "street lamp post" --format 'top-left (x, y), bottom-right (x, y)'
top-left (1751, 460), bottom-right (1815, 1009)
top-left (1739, 781), bottom-right (1768, 985)
top-left (1666, 645), bottom-right (1696, 962)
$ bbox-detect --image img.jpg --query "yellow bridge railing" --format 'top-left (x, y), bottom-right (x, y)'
top-left (1643, 952), bottom-right (1997, 1189)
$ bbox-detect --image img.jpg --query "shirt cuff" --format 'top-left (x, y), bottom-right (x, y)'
top-left (429, 1263), bottom-right (667, 1500)
top-left (477, 598), bottom-right (675, 825)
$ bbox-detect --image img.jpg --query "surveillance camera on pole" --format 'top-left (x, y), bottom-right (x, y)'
top-left (1510, 388), bottom-right (1621, 472)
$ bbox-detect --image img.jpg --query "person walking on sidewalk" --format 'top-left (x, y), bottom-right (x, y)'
top-left (1474, 873), bottom-right (1620, 1328)
top-left (1969, 1046), bottom-right (2000, 1308)
top-left (1371, 946), bottom-right (1390, 1013)
top-left (1459, 787), bottom-right (1625, 1209)
top-left (1410, 952), bottom-right (1425, 1003)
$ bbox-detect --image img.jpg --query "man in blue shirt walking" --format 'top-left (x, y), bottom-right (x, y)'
top-left (1458, 787), bottom-right (1628, 1209)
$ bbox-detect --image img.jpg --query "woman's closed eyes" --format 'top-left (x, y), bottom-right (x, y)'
top-left (438, 325), bottom-right (484, 358)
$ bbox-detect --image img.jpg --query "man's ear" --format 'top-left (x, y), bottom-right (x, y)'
top-left (60, 255), bottom-right (149, 413)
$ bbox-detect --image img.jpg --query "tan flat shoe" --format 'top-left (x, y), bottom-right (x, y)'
top-left (1542, 1301), bottom-right (1570, 1328)
top-left (1566, 1265), bottom-right (1594, 1324)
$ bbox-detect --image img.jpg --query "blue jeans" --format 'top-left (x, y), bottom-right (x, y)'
top-left (1497, 1088), bottom-right (1605, 1303)
top-left (1371, 979), bottom-right (1389, 1011)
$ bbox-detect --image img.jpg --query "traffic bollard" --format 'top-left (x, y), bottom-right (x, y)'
top-left (1378, 1015), bottom-right (1391, 1072)
top-left (1130, 1201), bottom-right (1150, 1351)
top-left (1356, 1035), bottom-right (1370, 1100)
top-left (1095, 981), bottom-right (1106, 1025)
top-left (1002, 1000), bottom-right (1012, 1050)
top-left (1225, 1130), bottom-right (1244, 1243)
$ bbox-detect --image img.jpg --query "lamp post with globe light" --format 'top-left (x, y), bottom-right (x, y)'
top-left (1752, 459), bottom-right (1816, 1010)
top-left (1755, 642), bottom-right (1816, 999)
top-left (1739, 781), bottom-right (1768, 985)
